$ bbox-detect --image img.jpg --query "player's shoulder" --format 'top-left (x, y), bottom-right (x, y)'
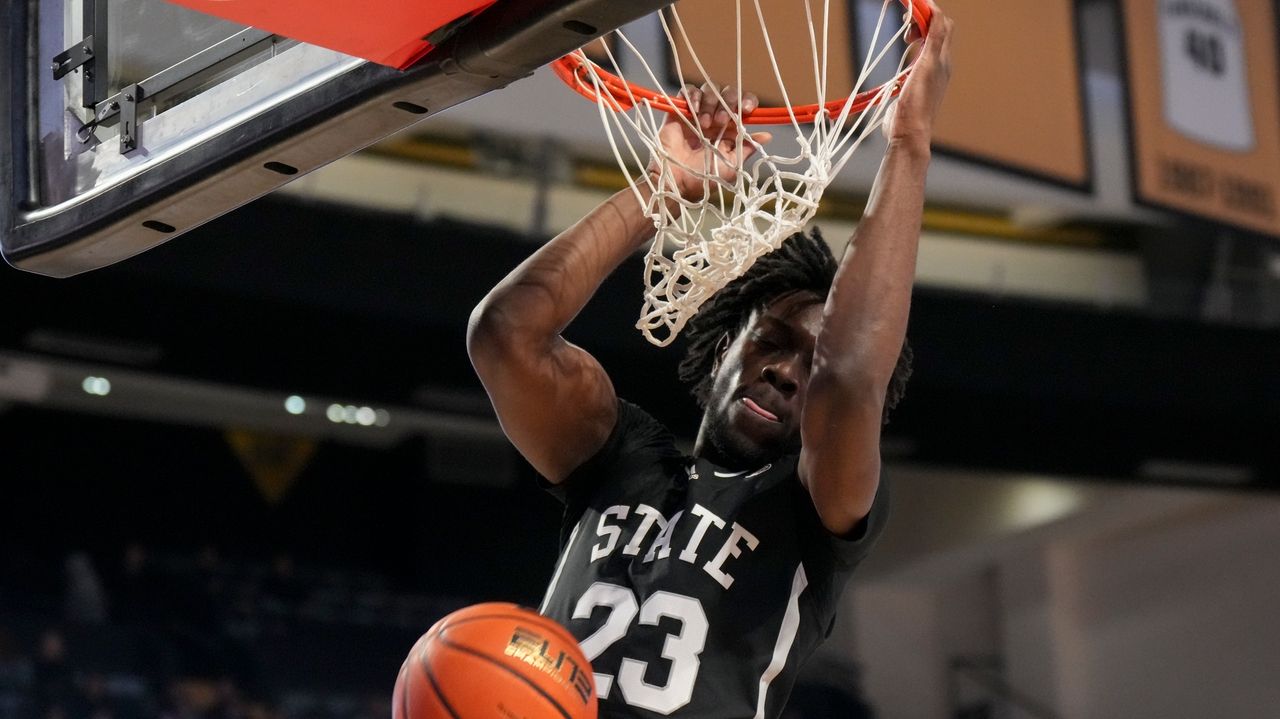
top-left (568, 399), bottom-right (683, 486)
top-left (613, 399), bottom-right (680, 453)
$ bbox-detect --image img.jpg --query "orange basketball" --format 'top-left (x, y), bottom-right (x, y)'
top-left (393, 602), bottom-right (597, 719)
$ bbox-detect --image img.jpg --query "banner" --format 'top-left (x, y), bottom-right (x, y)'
top-left (925, 0), bottom-right (1092, 189)
top-left (226, 429), bottom-right (317, 505)
top-left (1123, 0), bottom-right (1280, 237)
top-left (673, 0), bottom-right (1092, 190)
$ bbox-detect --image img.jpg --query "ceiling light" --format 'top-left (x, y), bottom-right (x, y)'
top-left (326, 403), bottom-right (345, 423)
top-left (81, 376), bottom-right (111, 396)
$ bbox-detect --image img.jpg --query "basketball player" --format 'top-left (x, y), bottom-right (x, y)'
top-left (468, 4), bottom-right (953, 716)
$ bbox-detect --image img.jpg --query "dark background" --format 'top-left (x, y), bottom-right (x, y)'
top-left (4, 195), bottom-right (1276, 486)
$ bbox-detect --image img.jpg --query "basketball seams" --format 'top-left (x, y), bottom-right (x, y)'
top-left (418, 649), bottom-right (463, 719)
top-left (435, 634), bottom-right (575, 719)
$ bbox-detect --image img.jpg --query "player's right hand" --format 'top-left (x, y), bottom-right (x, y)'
top-left (648, 83), bottom-right (773, 202)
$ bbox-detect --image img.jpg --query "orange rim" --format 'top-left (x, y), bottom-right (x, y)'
top-left (551, 0), bottom-right (932, 125)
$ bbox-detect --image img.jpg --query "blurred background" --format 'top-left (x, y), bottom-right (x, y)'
top-left (2, 0), bottom-right (1279, 717)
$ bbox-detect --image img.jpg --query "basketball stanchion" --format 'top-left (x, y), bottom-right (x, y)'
top-left (552, 0), bottom-right (932, 346)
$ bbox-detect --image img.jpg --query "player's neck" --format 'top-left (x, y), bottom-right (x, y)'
top-left (693, 425), bottom-right (763, 473)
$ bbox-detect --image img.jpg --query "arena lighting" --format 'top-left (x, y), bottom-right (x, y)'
top-left (284, 395), bottom-right (306, 415)
top-left (0, 351), bottom-right (492, 451)
top-left (325, 402), bottom-right (391, 428)
top-left (326, 403), bottom-right (345, 423)
top-left (81, 376), bottom-right (111, 396)
top-left (1001, 479), bottom-right (1085, 529)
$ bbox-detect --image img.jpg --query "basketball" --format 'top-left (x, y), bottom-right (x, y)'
top-left (392, 603), bottom-right (597, 719)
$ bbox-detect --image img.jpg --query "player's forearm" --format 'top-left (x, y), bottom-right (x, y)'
top-left (813, 137), bottom-right (930, 395)
top-left (471, 188), bottom-right (657, 342)
top-left (798, 139), bottom-right (929, 534)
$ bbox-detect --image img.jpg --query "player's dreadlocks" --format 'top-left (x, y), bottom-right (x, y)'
top-left (678, 227), bottom-right (913, 425)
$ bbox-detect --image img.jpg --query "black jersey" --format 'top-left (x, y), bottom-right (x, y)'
top-left (538, 401), bottom-right (888, 719)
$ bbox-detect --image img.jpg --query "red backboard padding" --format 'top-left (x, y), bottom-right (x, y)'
top-left (166, 0), bottom-right (496, 69)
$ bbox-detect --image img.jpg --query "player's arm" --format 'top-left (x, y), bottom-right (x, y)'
top-left (467, 188), bottom-right (653, 483)
top-left (798, 4), bottom-right (953, 535)
top-left (469, 88), bottom-right (766, 483)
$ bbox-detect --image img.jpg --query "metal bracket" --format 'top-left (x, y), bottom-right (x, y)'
top-left (50, 35), bottom-right (94, 80)
top-left (50, 0), bottom-right (109, 108)
top-left (90, 29), bottom-right (274, 127)
top-left (72, 27), bottom-right (276, 154)
top-left (118, 84), bottom-right (140, 153)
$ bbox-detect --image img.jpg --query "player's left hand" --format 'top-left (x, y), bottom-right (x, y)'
top-left (883, 0), bottom-right (953, 146)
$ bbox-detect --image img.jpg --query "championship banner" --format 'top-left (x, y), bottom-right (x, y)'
top-left (1122, 0), bottom-right (1280, 238)
top-left (919, 0), bottom-right (1092, 189)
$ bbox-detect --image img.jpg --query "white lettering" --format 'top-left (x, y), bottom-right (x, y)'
top-left (679, 504), bottom-right (726, 564)
top-left (591, 505), bottom-right (629, 562)
top-left (644, 510), bottom-right (684, 562)
top-left (703, 522), bottom-right (760, 589)
top-left (622, 504), bottom-right (666, 556)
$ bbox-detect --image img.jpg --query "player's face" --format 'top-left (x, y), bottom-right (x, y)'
top-left (698, 291), bottom-right (824, 469)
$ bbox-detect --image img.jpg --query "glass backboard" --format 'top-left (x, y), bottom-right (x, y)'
top-left (2, 0), bottom-right (668, 277)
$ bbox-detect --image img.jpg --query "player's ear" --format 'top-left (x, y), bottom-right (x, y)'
top-left (710, 331), bottom-right (732, 373)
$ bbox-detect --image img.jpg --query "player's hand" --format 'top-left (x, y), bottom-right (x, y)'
top-left (883, 1), bottom-right (953, 147)
top-left (648, 84), bottom-right (773, 202)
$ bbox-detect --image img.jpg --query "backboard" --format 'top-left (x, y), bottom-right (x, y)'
top-left (1, 0), bottom-right (669, 277)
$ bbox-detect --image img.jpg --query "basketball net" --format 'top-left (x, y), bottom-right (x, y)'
top-left (556, 0), bottom-right (925, 346)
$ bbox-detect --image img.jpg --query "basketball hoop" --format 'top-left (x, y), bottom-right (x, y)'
top-left (553, 0), bottom-right (932, 346)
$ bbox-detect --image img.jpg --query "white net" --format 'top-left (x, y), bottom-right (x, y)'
top-left (559, 0), bottom-right (923, 346)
